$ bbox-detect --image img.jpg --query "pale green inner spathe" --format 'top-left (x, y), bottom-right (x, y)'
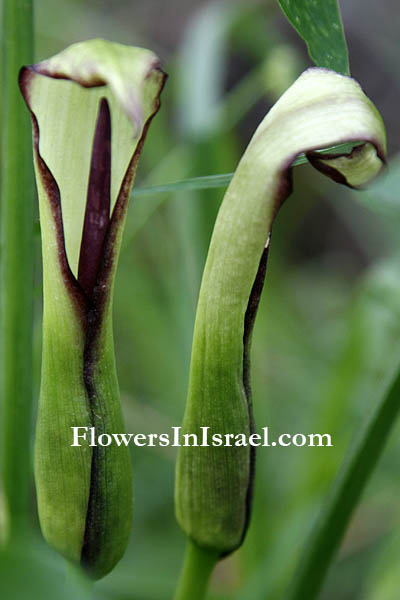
top-left (317, 143), bottom-right (383, 187)
top-left (29, 75), bottom-right (135, 278)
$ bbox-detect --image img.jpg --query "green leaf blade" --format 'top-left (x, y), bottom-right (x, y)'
top-left (1, 0), bottom-right (35, 544)
top-left (277, 0), bottom-right (350, 75)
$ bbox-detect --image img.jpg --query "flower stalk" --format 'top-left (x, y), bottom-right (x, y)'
top-left (174, 540), bottom-right (218, 600)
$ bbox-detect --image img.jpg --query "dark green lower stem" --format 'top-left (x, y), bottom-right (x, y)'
top-left (174, 540), bottom-right (218, 600)
top-left (0, 0), bottom-right (34, 542)
top-left (287, 367), bottom-right (400, 600)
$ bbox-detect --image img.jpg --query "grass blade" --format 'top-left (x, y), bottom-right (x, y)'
top-left (286, 366), bottom-right (400, 599)
top-left (133, 142), bottom-right (360, 198)
top-left (0, 0), bottom-right (35, 542)
top-left (277, 0), bottom-right (350, 75)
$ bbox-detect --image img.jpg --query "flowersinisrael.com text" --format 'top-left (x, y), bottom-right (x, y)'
top-left (71, 427), bottom-right (333, 448)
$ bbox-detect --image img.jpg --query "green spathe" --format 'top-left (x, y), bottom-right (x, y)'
top-left (19, 39), bottom-right (166, 579)
top-left (175, 67), bottom-right (386, 556)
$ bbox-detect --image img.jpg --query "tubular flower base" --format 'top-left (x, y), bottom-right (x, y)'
top-left (175, 68), bottom-right (386, 557)
top-left (19, 39), bottom-right (166, 579)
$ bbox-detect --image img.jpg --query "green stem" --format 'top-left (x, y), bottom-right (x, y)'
top-left (287, 367), bottom-right (400, 600)
top-left (174, 540), bottom-right (218, 600)
top-left (0, 0), bottom-right (34, 542)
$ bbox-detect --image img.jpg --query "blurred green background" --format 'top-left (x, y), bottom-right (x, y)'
top-left (2, 1), bottom-right (400, 598)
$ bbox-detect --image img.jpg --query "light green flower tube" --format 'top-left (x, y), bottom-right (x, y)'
top-left (175, 68), bottom-right (386, 556)
top-left (19, 39), bottom-right (166, 579)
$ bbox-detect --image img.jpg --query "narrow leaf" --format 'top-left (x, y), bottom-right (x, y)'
top-left (277, 0), bottom-right (350, 75)
top-left (0, 0), bottom-right (34, 544)
top-left (287, 367), bottom-right (400, 600)
top-left (133, 143), bottom-right (362, 198)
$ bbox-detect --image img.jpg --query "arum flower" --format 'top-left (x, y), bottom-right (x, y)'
top-left (19, 39), bottom-right (166, 579)
top-left (175, 68), bottom-right (386, 557)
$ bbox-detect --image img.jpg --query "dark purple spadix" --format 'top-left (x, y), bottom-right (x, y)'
top-left (78, 97), bottom-right (111, 299)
